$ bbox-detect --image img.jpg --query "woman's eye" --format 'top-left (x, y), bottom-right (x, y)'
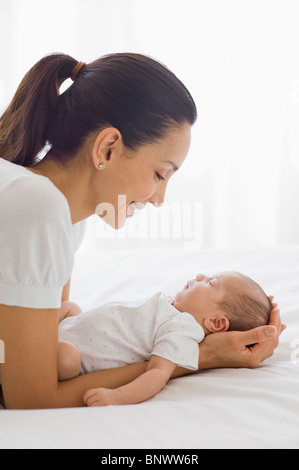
top-left (155, 172), bottom-right (165, 181)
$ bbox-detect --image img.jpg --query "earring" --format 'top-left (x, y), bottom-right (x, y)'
top-left (98, 163), bottom-right (104, 169)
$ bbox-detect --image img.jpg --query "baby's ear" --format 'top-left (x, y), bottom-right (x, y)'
top-left (203, 315), bottom-right (230, 333)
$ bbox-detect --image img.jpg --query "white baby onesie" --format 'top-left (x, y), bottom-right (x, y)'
top-left (58, 292), bottom-right (204, 374)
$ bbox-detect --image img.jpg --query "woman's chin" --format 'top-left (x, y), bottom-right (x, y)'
top-left (94, 202), bottom-right (141, 229)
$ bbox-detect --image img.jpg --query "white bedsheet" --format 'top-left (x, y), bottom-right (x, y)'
top-left (1, 245), bottom-right (299, 449)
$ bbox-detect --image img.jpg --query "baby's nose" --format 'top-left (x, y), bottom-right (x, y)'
top-left (195, 274), bottom-right (205, 281)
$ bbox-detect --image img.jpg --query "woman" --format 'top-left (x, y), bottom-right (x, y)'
top-left (0, 52), bottom-right (282, 409)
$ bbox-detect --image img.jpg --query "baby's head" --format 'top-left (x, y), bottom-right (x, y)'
top-left (173, 271), bottom-right (272, 335)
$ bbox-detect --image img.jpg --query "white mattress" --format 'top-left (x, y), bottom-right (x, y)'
top-left (1, 245), bottom-right (299, 449)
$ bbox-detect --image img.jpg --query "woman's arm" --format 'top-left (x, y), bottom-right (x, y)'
top-left (0, 304), bottom-right (148, 409)
top-left (59, 278), bottom-right (82, 322)
top-left (83, 355), bottom-right (176, 406)
top-left (61, 278), bottom-right (71, 302)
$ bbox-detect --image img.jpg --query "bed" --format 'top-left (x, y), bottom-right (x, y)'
top-left (1, 244), bottom-right (299, 449)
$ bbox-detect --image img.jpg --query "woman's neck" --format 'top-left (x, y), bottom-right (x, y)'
top-left (27, 156), bottom-right (94, 224)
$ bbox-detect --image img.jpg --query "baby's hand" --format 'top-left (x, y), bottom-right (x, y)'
top-left (83, 387), bottom-right (123, 407)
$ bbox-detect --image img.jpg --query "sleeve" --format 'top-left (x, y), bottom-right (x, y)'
top-left (152, 313), bottom-right (205, 371)
top-left (0, 176), bottom-right (74, 309)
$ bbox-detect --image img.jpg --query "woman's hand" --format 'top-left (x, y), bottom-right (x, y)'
top-left (198, 302), bottom-right (285, 370)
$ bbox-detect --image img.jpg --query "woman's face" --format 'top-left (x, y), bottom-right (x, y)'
top-left (95, 123), bottom-right (192, 229)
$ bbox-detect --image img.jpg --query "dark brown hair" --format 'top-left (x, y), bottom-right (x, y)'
top-left (0, 52), bottom-right (197, 166)
top-left (218, 273), bottom-right (273, 332)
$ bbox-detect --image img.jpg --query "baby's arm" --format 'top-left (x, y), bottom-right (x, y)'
top-left (83, 355), bottom-right (176, 406)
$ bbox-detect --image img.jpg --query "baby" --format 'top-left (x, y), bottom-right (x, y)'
top-left (58, 271), bottom-right (273, 407)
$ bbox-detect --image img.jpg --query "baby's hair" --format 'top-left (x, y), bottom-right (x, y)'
top-left (218, 273), bottom-right (273, 332)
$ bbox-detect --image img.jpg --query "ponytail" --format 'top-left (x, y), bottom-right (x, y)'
top-left (0, 52), bottom-right (197, 167)
top-left (0, 54), bottom-right (77, 166)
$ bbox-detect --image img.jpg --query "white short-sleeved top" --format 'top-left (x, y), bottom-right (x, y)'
top-left (59, 292), bottom-right (205, 372)
top-left (0, 158), bottom-right (86, 309)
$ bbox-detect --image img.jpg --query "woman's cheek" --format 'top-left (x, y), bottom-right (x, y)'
top-left (134, 176), bottom-right (156, 200)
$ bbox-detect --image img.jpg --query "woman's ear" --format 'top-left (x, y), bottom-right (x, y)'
top-left (203, 315), bottom-right (230, 333)
top-left (91, 127), bottom-right (122, 170)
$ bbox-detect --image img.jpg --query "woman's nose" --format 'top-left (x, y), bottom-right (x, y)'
top-left (150, 181), bottom-right (167, 208)
top-left (150, 190), bottom-right (165, 208)
top-left (150, 199), bottom-right (163, 208)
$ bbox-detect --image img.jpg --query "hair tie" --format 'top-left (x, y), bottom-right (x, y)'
top-left (71, 61), bottom-right (86, 80)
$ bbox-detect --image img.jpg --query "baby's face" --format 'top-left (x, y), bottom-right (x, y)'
top-left (173, 271), bottom-right (244, 322)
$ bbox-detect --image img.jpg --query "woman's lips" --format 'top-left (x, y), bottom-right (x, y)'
top-left (127, 201), bottom-right (146, 217)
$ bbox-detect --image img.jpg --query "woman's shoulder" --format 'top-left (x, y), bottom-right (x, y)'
top-left (0, 160), bottom-right (74, 308)
top-left (0, 158), bottom-right (71, 226)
